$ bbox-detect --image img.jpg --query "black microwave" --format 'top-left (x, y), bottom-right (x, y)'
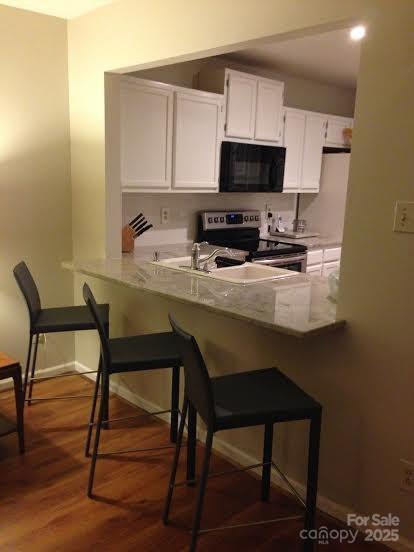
top-left (219, 141), bottom-right (286, 193)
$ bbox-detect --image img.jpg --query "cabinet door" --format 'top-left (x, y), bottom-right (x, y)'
top-left (325, 116), bottom-right (353, 147)
top-left (300, 113), bottom-right (326, 192)
top-left (225, 70), bottom-right (257, 139)
top-left (282, 109), bottom-right (306, 192)
top-left (306, 264), bottom-right (322, 276)
top-left (322, 261), bottom-right (340, 276)
top-left (254, 79), bottom-right (284, 142)
top-left (173, 91), bottom-right (223, 190)
top-left (121, 81), bottom-right (173, 190)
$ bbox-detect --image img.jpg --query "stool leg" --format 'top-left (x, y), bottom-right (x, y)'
top-left (23, 334), bottom-right (33, 401)
top-left (170, 366), bottom-right (180, 443)
top-left (27, 334), bottom-right (39, 406)
top-left (190, 430), bottom-right (213, 552)
top-left (261, 422), bottom-right (273, 501)
top-left (187, 402), bottom-right (197, 485)
top-left (13, 369), bottom-right (25, 454)
top-left (163, 397), bottom-right (188, 525)
top-left (87, 371), bottom-right (109, 498)
top-left (101, 374), bottom-right (109, 430)
top-left (304, 411), bottom-right (321, 551)
top-left (85, 355), bottom-right (103, 457)
top-left (102, 324), bottom-right (110, 429)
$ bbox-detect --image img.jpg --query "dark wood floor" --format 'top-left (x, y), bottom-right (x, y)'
top-left (0, 377), bottom-right (389, 551)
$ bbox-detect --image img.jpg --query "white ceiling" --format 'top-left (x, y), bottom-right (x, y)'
top-left (226, 29), bottom-right (361, 89)
top-left (0, 0), bottom-right (117, 19)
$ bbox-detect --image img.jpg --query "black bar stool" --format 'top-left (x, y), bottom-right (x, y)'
top-left (83, 283), bottom-right (182, 498)
top-left (164, 316), bottom-right (322, 552)
top-left (13, 261), bottom-right (110, 407)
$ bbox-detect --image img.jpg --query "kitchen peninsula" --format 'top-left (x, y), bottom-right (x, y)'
top-left (64, 244), bottom-right (345, 338)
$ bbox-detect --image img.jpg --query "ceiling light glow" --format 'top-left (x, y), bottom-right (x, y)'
top-left (350, 25), bottom-right (366, 41)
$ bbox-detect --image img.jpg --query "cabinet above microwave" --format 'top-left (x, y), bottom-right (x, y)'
top-left (197, 67), bottom-right (284, 145)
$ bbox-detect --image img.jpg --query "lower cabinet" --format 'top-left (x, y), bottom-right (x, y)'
top-left (306, 247), bottom-right (341, 276)
top-left (306, 263), bottom-right (322, 276)
top-left (322, 261), bottom-right (340, 276)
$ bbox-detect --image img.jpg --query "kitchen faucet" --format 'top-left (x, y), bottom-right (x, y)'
top-left (191, 242), bottom-right (233, 271)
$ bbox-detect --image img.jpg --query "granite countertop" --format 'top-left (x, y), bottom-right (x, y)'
top-left (263, 234), bottom-right (342, 250)
top-left (63, 243), bottom-right (345, 338)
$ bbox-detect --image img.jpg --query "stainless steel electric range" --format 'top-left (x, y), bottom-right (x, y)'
top-left (197, 210), bottom-right (307, 273)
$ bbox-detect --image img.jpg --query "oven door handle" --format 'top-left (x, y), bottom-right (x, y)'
top-left (251, 255), bottom-right (307, 266)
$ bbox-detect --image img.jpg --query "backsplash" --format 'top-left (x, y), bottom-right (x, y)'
top-left (122, 193), bottom-right (296, 247)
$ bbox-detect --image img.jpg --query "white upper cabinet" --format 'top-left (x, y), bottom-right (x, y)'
top-left (283, 109), bottom-right (306, 192)
top-left (325, 115), bottom-right (353, 147)
top-left (224, 69), bottom-right (284, 143)
top-left (254, 79), bottom-right (284, 142)
top-left (283, 109), bottom-right (327, 193)
top-left (301, 113), bottom-right (327, 192)
top-left (173, 90), bottom-right (223, 190)
top-left (120, 79), bottom-right (173, 191)
top-left (225, 70), bottom-right (257, 139)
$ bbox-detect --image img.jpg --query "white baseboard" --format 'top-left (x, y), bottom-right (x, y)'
top-left (0, 362), bottom-right (75, 392)
top-left (72, 361), bottom-right (409, 551)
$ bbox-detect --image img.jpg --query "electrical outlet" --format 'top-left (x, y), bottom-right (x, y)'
top-left (400, 459), bottom-right (414, 494)
top-left (38, 333), bottom-right (46, 345)
top-left (161, 207), bottom-right (170, 225)
top-left (393, 201), bottom-right (414, 233)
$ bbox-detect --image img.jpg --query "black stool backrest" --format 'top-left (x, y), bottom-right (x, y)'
top-left (169, 315), bottom-right (215, 428)
top-left (13, 261), bottom-right (42, 327)
top-left (83, 283), bottom-right (110, 368)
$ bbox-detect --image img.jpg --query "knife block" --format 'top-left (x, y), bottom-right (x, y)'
top-left (122, 225), bottom-right (135, 253)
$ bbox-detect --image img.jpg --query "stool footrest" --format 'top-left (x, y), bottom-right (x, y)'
top-left (88, 408), bottom-right (178, 427)
top-left (97, 442), bottom-right (187, 457)
top-left (173, 461), bottom-right (267, 488)
top-left (271, 461), bottom-right (305, 508)
top-left (198, 514), bottom-right (303, 534)
top-left (30, 371), bottom-right (98, 382)
top-left (27, 394), bottom-right (100, 401)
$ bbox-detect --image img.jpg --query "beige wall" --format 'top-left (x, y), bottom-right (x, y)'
top-left (0, 6), bottom-right (73, 371)
top-left (67, 0), bottom-right (414, 544)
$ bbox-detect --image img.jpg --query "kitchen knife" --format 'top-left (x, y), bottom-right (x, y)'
top-left (131, 220), bottom-right (148, 234)
top-left (134, 224), bottom-right (153, 238)
top-left (128, 213), bottom-right (144, 227)
top-left (131, 217), bottom-right (147, 230)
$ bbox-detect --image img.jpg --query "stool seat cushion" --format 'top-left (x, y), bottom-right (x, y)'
top-left (212, 367), bottom-right (321, 431)
top-left (108, 332), bottom-right (181, 373)
top-left (33, 304), bottom-right (109, 334)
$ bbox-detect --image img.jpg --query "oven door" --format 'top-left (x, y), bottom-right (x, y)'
top-left (219, 141), bottom-right (286, 193)
top-left (251, 254), bottom-right (307, 273)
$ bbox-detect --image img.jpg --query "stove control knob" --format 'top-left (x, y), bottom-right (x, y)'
top-left (249, 216), bottom-right (254, 221)
top-left (255, 215), bottom-right (259, 221)
top-left (208, 217), bottom-right (213, 223)
top-left (219, 217), bottom-right (224, 223)
top-left (244, 215), bottom-right (249, 222)
top-left (214, 217), bottom-right (219, 223)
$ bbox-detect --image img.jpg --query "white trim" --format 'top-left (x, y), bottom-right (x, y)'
top-left (73, 361), bottom-right (414, 551)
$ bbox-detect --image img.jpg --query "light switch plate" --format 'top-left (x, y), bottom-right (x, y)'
top-left (393, 201), bottom-right (414, 233)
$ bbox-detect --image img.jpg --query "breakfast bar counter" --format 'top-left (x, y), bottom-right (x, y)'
top-left (63, 243), bottom-right (345, 338)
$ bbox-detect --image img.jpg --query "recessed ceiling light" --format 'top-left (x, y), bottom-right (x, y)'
top-left (350, 25), bottom-right (366, 41)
